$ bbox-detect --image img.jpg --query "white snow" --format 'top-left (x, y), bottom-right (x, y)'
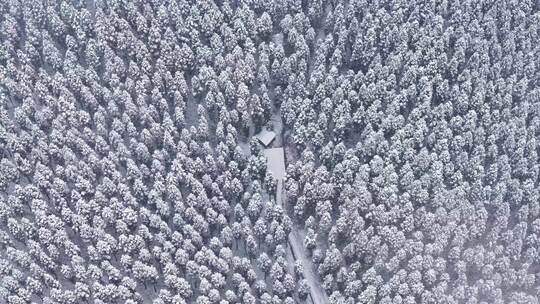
top-left (239, 141), bottom-right (251, 156)
top-left (276, 179), bottom-right (283, 209)
top-left (287, 209), bottom-right (330, 304)
top-left (263, 147), bottom-right (285, 180)
top-left (273, 33), bottom-right (284, 46)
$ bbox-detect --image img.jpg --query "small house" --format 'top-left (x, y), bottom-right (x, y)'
top-left (254, 128), bottom-right (276, 147)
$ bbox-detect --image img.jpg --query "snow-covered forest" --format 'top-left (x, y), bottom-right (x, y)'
top-left (1, 0), bottom-right (540, 303)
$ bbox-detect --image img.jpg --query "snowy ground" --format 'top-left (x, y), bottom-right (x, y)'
top-left (276, 179), bottom-right (283, 211)
top-left (263, 148), bottom-right (286, 180)
top-left (288, 228), bottom-right (329, 304)
top-left (239, 141), bottom-right (251, 156)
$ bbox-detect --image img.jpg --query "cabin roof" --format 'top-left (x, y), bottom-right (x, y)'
top-left (254, 128), bottom-right (276, 147)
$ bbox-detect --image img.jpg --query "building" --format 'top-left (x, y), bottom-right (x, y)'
top-left (254, 128), bottom-right (276, 147)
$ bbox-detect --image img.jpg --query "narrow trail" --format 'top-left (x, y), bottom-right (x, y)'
top-left (277, 178), bottom-right (329, 304)
top-left (288, 228), bottom-right (329, 304)
top-left (271, 121), bottom-right (329, 304)
top-left (259, 24), bottom-right (330, 298)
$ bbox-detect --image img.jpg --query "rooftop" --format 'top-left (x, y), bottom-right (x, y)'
top-left (254, 128), bottom-right (276, 147)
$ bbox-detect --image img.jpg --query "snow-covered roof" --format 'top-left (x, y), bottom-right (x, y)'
top-left (254, 128), bottom-right (276, 147)
top-left (263, 148), bottom-right (285, 180)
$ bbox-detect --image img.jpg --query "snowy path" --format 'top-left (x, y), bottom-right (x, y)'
top-left (276, 179), bottom-right (283, 210)
top-left (283, 192), bottom-right (329, 304)
top-left (263, 50), bottom-right (328, 302)
top-left (272, 148), bottom-right (328, 304)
